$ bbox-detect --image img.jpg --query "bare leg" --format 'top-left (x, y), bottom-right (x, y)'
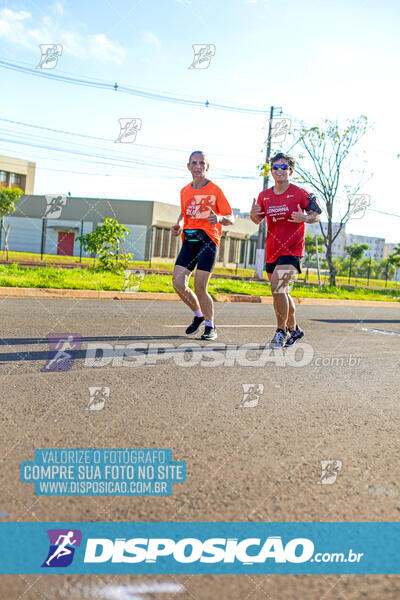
top-left (172, 265), bottom-right (200, 312)
top-left (194, 269), bottom-right (213, 322)
top-left (269, 265), bottom-right (298, 330)
top-left (287, 293), bottom-right (296, 330)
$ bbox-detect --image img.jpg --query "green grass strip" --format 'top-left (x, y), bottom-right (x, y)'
top-left (0, 264), bottom-right (399, 302)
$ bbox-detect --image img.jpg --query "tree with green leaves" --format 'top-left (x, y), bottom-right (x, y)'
top-left (391, 243), bottom-right (400, 259)
top-left (289, 115), bottom-right (371, 286)
top-left (304, 233), bottom-right (324, 282)
top-left (78, 218), bottom-right (132, 271)
top-left (344, 243), bottom-right (370, 261)
top-left (0, 187), bottom-right (23, 260)
top-left (344, 243), bottom-right (369, 284)
top-left (384, 248), bottom-right (400, 286)
top-left (358, 256), bottom-right (377, 281)
top-left (391, 244), bottom-right (400, 282)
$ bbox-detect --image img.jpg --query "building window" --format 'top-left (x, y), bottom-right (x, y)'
top-left (240, 240), bottom-right (246, 263)
top-left (153, 228), bottom-right (162, 257)
top-left (162, 228), bottom-right (170, 258)
top-left (0, 171), bottom-right (7, 182)
top-left (10, 173), bottom-right (22, 184)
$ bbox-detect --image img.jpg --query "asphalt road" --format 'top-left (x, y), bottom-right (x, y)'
top-left (0, 298), bottom-right (399, 599)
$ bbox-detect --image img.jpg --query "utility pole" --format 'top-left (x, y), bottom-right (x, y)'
top-left (254, 105), bottom-right (282, 279)
top-left (315, 233), bottom-right (321, 288)
top-left (367, 255), bottom-right (371, 286)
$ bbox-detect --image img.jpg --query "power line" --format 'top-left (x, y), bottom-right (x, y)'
top-left (0, 136), bottom-right (258, 181)
top-left (0, 117), bottom-right (258, 161)
top-left (368, 208), bottom-right (400, 218)
top-left (35, 166), bottom-right (187, 179)
top-left (34, 165), bottom-right (255, 181)
top-left (0, 118), bottom-right (259, 177)
top-left (0, 134), bottom-right (184, 171)
top-left (0, 138), bottom-right (255, 178)
top-left (0, 58), bottom-right (267, 115)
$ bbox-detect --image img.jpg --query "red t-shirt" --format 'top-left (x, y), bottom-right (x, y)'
top-left (180, 181), bottom-right (232, 247)
top-left (257, 183), bottom-right (313, 262)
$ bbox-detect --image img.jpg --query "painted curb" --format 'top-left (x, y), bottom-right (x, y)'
top-left (0, 287), bottom-right (180, 301)
top-left (0, 287), bottom-right (399, 307)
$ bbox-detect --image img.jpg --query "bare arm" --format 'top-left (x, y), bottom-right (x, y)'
top-left (304, 193), bottom-right (322, 223)
top-left (289, 193), bottom-right (322, 224)
top-left (207, 210), bottom-right (234, 226)
top-left (171, 212), bottom-right (183, 236)
top-left (220, 213), bottom-right (234, 226)
top-left (304, 210), bottom-right (321, 224)
top-left (250, 212), bottom-right (264, 225)
top-left (175, 212), bottom-right (183, 226)
top-left (250, 197), bottom-right (265, 224)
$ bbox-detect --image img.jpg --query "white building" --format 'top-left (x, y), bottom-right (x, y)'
top-left (305, 223), bottom-right (388, 262)
top-left (344, 233), bottom-right (385, 262)
top-left (305, 221), bottom-right (346, 259)
top-left (384, 242), bottom-right (399, 259)
top-left (0, 195), bottom-right (258, 267)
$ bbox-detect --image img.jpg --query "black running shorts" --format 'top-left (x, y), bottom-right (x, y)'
top-left (175, 230), bottom-right (218, 273)
top-left (265, 254), bottom-right (302, 274)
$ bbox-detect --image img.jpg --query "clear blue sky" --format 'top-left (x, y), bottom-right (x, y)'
top-left (0, 0), bottom-right (399, 242)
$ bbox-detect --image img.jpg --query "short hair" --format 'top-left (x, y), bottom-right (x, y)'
top-left (270, 152), bottom-right (295, 169)
top-left (188, 150), bottom-right (208, 164)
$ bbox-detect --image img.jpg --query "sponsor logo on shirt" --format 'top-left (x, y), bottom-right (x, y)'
top-left (186, 194), bottom-right (216, 219)
top-left (266, 204), bottom-right (289, 222)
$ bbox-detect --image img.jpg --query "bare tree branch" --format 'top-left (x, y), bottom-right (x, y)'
top-left (287, 116), bottom-right (371, 285)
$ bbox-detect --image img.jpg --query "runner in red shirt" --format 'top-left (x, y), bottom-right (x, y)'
top-left (171, 151), bottom-right (234, 340)
top-left (250, 152), bottom-right (322, 348)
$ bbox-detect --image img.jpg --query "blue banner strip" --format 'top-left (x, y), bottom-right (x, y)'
top-left (0, 522), bottom-right (399, 574)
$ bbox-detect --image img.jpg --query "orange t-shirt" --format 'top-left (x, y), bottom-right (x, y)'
top-left (180, 181), bottom-right (232, 247)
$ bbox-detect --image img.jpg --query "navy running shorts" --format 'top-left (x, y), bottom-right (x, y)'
top-left (265, 254), bottom-right (302, 274)
top-left (175, 230), bottom-right (218, 273)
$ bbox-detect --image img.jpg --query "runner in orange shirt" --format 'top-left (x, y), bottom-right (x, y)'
top-left (171, 151), bottom-right (234, 340)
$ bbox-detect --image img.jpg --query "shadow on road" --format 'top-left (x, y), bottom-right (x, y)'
top-left (0, 335), bottom-right (186, 346)
top-left (0, 342), bottom-right (273, 365)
